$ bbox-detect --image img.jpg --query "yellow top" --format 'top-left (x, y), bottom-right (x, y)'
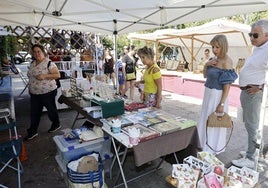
top-left (143, 63), bottom-right (161, 95)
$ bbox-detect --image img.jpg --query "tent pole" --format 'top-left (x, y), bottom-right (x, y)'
top-left (190, 35), bottom-right (194, 71)
top-left (113, 20), bottom-right (119, 92)
top-left (95, 34), bottom-right (99, 75)
top-left (241, 32), bottom-right (252, 54)
top-left (155, 41), bottom-right (159, 61)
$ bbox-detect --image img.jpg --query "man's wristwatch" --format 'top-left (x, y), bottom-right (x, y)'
top-left (219, 103), bottom-right (224, 106)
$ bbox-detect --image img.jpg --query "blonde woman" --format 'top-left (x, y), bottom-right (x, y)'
top-left (197, 35), bottom-right (238, 154)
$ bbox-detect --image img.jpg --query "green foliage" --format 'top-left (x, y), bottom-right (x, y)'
top-left (6, 36), bottom-right (18, 56)
top-left (116, 34), bottom-right (130, 55)
top-left (248, 11), bottom-right (268, 23)
top-left (0, 27), bottom-right (21, 71)
top-left (0, 36), bottom-right (6, 61)
top-left (101, 35), bottom-right (113, 50)
top-left (0, 35), bottom-right (17, 64)
top-left (100, 33), bottom-right (148, 56)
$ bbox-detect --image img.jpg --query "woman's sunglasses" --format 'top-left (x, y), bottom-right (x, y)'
top-left (248, 33), bottom-right (259, 39)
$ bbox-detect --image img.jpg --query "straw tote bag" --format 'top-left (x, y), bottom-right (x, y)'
top-left (206, 112), bottom-right (233, 152)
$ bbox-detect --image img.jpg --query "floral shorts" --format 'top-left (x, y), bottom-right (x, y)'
top-left (145, 93), bottom-right (157, 107)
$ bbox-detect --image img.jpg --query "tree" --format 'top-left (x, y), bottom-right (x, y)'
top-left (100, 33), bottom-right (146, 57)
top-left (0, 36), bottom-right (6, 61)
top-left (0, 26), bottom-right (18, 64)
top-left (101, 35), bottom-right (113, 50)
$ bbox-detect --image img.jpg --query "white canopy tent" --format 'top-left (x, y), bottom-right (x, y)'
top-left (128, 19), bottom-right (252, 68)
top-left (0, 0), bottom-right (267, 35)
top-left (0, 0), bottom-right (267, 60)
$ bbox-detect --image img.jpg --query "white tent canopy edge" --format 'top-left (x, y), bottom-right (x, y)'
top-left (128, 19), bottom-right (252, 68)
top-left (0, 0), bottom-right (267, 34)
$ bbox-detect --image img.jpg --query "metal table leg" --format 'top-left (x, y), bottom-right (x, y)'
top-left (109, 144), bottom-right (126, 179)
top-left (113, 157), bottom-right (165, 188)
top-left (71, 112), bottom-right (80, 129)
top-left (114, 146), bottom-right (128, 185)
top-left (111, 137), bottom-right (128, 188)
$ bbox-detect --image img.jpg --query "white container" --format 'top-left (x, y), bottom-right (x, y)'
top-left (227, 165), bottom-right (259, 187)
top-left (183, 155), bottom-right (212, 176)
top-left (197, 151), bottom-right (224, 176)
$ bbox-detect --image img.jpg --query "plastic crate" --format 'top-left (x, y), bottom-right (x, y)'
top-left (53, 135), bottom-right (112, 166)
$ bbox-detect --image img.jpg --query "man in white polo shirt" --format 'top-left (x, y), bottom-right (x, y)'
top-left (232, 19), bottom-right (268, 169)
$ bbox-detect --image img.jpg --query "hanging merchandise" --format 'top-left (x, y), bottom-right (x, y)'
top-left (71, 32), bottom-right (85, 49)
top-left (51, 29), bottom-right (66, 48)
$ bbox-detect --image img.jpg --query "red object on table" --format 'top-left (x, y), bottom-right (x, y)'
top-left (124, 102), bottom-right (147, 111)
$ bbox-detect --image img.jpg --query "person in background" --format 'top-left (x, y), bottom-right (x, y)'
top-left (121, 45), bottom-right (138, 100)
top-left (232, 20), bottom-right (268, 169)
top-left (24, 44), bottom-right (61, 141)
top-left (197, 35), bottom-right (238, 154)
top-left (117, 53), bottom-right (125, 95)
top-left (134, 46), bottom-right (162, 108)
top-left (202, 49), bottom-right (211, 62)
top-left (103, 49), bottom-right (116, 89)
top-left (122, 46), bottom-right (129, 57)
top-left (198, 48), bottom-right (211, 69)
top-left (96, 47), bottom-right (104, 75)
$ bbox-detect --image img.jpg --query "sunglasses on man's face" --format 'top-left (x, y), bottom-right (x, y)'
top-left (248, 33), bottom-right (259, 39)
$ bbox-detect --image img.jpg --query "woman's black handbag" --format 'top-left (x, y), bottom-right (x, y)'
top-left (47, 61), bottom-right (61, 88)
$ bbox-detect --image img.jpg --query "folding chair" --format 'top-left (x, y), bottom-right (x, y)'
top-left (0, 108), bottom-right (11, 139)
top-left (0, 121), bottom-right (23, 188)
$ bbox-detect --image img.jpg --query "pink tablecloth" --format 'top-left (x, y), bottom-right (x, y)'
top-left (162, 75), bottom-right (241, 108)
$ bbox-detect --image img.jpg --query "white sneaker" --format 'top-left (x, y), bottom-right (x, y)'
top-left (240, 151), bottom-right (266, 162)
top-left (231, 158), bottom-right (254, 169)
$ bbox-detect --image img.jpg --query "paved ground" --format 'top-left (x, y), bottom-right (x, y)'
top-left (1, 65), bottom-right (268, 188)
